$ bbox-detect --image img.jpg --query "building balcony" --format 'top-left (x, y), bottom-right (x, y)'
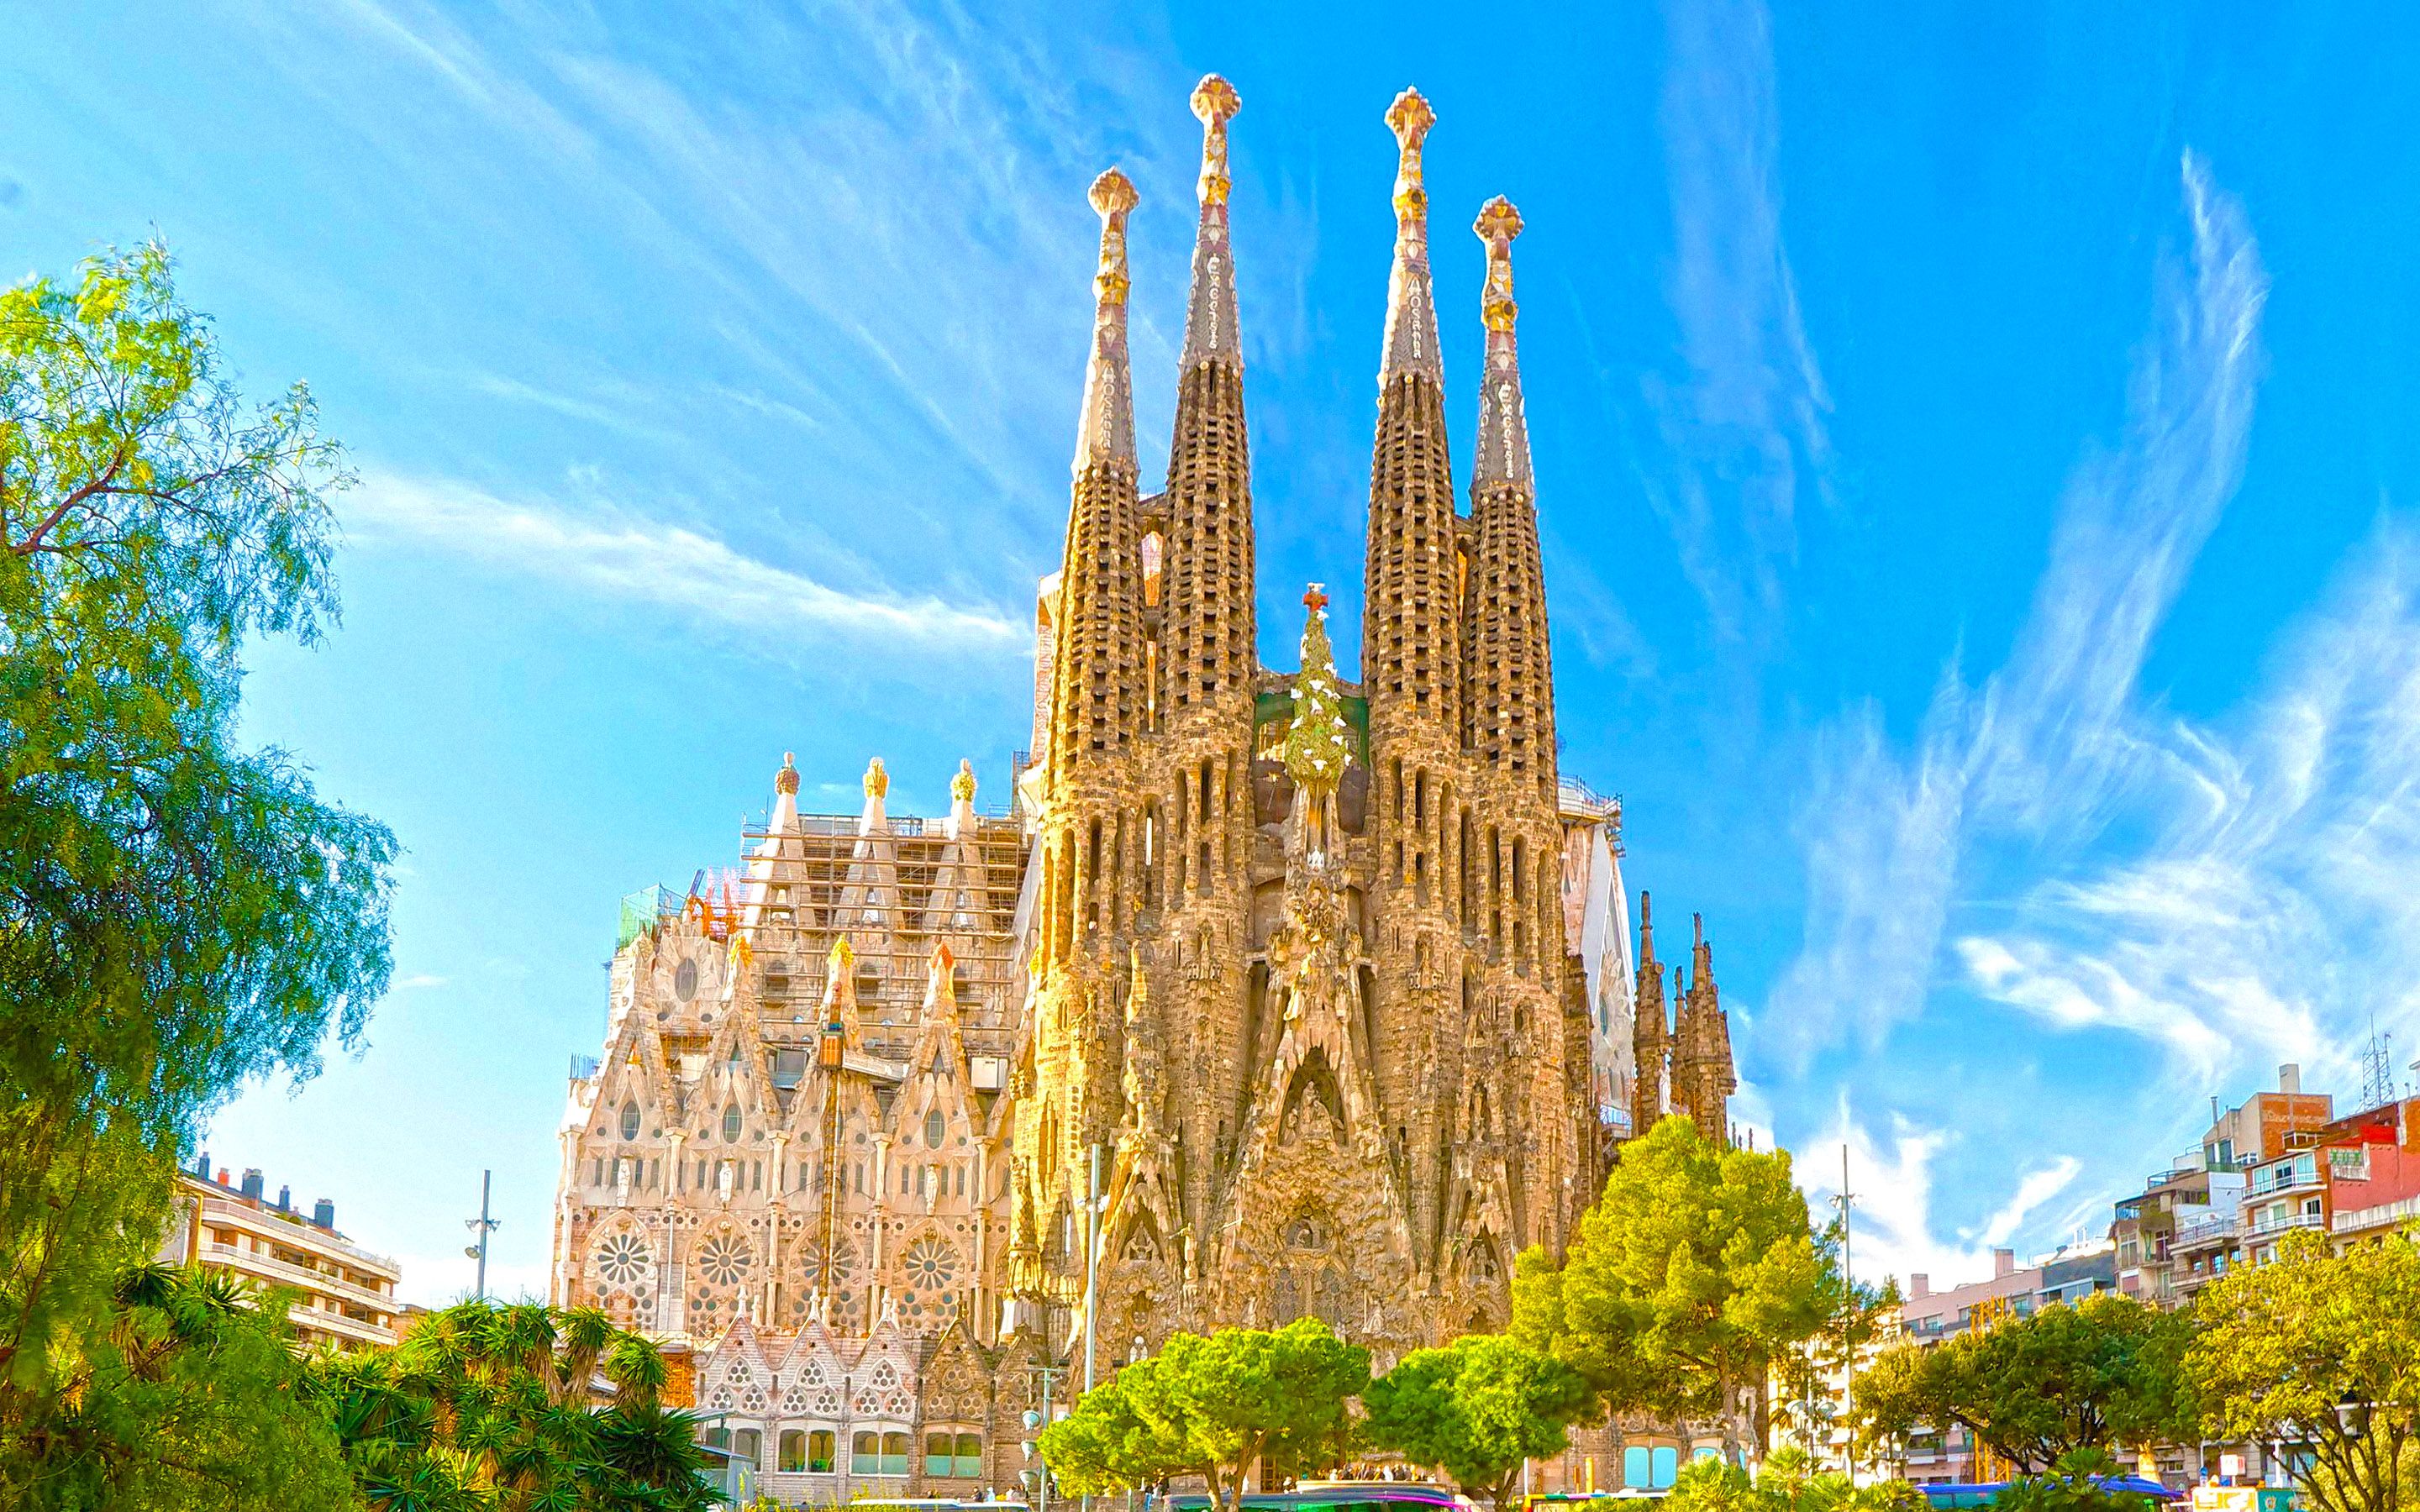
top-left (202, 1242), bottom-right (399, 1325)
top-left (2248, 1164), bottom-right (2320, 1197)
top-left (2173, 1211), bottom-right (2240, 1250)
top-left (2244, 1209), bottom-right (2324, 1238)
top-left (2333, 1194), bottom-right (2420, 1235)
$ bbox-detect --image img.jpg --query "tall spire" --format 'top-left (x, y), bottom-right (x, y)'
top-left (1470, 196), bottom-right (1533, 493)
top-left (1181, 75), bottom-right (1242, 370)
top-left (1161, 76), bottom-right (1257, 725)
top-left (1463, 192), bottom-right (1554, 793)
top-left (1364, 86), bottom-right (1460, 748)
top-left (1047, 165), bottom-right (1148, 804)
top-left (1380, 87), bottom-right (1443, 384)
top-left (1073, 168), bottom-right (1139, 472)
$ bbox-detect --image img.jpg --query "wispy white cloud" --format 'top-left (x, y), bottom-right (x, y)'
top-left (345, 472), bottom-right (1023, 650)
top-left (1640, 0), bottom-right (1833, 643)
top-left (1797, 1105), bottom-right (2090, 1291)
top-left (1798, 1101), bottom-right (1977, 1289)
top-left (468, 373), bottom-right (690, 446)
top-left (230, 0), bottom-right (1201, 587)
top-left (1978, 1156), bottom-right (2082, 1247)
top-left (1771, 153), bottom-right (2270, 1060)
top-left (1960, 520), bottom-right (2420, 1086)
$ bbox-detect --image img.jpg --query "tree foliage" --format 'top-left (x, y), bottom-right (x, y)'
top-left (1775, 1215), bottom-right (1899, 1466)
top-left (1363, 1334), bottom-right (1593, 1512)
top-left (308, 1299), bottom-right (720, 1511)
top-left (1662, 1446), bottom-right (1927, 1512)
top-left (2188, 1228), bottom-right (2420, 1512)
top-left (0, 243), bottom-right (393, 1502)
top-left (1852, 1293), bottom-right (2194, 1475)
top-left (1039, 1318), bottom-right (1370, 1512)
top-left (1989, 1449), bottom-right (2170, 1512)
top-left (0, 1262), bottom-right (355, 1509)
top-left (1512, 1116), bottom-right (1829, 1450)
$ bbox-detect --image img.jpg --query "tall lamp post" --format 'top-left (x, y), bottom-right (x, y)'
top-left (464, 1168), bottom-right (501, 1301)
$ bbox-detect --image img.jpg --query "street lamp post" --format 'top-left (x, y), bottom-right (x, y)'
top-left (464, 1168), bottom-right (501, 1301)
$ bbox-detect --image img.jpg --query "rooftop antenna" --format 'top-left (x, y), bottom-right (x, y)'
top-left (2361, 1015), bottom-right (2396, 1110)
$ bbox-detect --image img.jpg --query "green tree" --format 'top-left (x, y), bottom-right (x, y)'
top-left (309, 1299), bottom-right (721, 1511)
top-left (1, 244), bottom-right (394, 1504)
top-left (1664, 1446), bottom-right (1926, 1512)
top-left (2189, 1228), bottom-right (2420, 1512)
top-left (1776, 1217), bottom-right (1900, 1466)
top-left (1039, 1318), bottom-right (1370, 1512)
top-left (1363, 1334), bottom-right (1594, 1512)
top-left (8, 1262), bottom-right (357, 1509)
top-left (1990, 1448), bottom-right (2170, 1512)
top-left (1853, 1293), bottom-right (2194, 1474)
top-left (1512, 1116), bottom-right (1829, 1455)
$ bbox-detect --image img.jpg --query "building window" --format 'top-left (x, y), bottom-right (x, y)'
top-left (780, 1429), bottom-right (807, 1473)
top-left (620, 1100), bottom-right (641, 1140)
top-left (1623, 1446), bottom-right (1681, 1490)
top-left (928, 1432), bottom-right (957, 1478)
top-left (675, 958), bottom-right (698, 1000)
top-left (926, 1110), bottom-right (946, 1147)
top-left (809, 1430), bottom-right (835, 1473)
top-left (732, 1428), bottom-right (762, 1467)
top-left (881, 1431), bottom-right (910, 1476)
top-left (723, 1105), bottom-right (742, 1142)
top-left (853, 1431), bottom-right (880, 1475)
top-left (955, 1432), bottom-right (984, 1477)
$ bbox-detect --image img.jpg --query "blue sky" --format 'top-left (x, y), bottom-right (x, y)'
top-left (13, 1), bottom-right (2420, 1304)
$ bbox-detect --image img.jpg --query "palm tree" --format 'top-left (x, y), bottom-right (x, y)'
top-left (311, 1300), bottom-right (719, 1511)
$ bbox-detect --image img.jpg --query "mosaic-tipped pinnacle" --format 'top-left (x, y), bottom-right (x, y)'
top-left (1192, 73), bottom-right (1240, 126)
top-left (1386, 86), bottom-right (1435, 145)
top-left (1089, 167), bottom-right (1139, 218)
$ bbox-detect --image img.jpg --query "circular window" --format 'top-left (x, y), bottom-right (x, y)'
top-left (798, 1235), bottom-right (858, 1290)
top-left (619, 1100), bottom-right (641, 1141)
top-left (903, 1236), bottom-right (959, 1291)
top-left (674, 958), bottom-right (699, 1001)
top-left (698, 1231), bottom-right (752, 1287)
top-left (596, 1231), bottom-right (651, 1289)
top-left (722, 1104), bottom-right (742, 1142)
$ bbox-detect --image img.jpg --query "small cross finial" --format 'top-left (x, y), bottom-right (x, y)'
top-left (1386, 87), bottom-right (1436, 149)
top-left (1303, 582), bottom-right (1328, 612)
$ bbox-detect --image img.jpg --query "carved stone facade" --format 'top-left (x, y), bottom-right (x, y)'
top-left (550, 75), bottom-right (1733, 1499)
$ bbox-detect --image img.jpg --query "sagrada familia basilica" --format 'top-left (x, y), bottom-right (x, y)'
top-left (550, 76), bottom-right (1737, 1502)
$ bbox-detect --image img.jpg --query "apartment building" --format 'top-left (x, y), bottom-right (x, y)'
top-left (2319, 1095), bottom-right (2420, 1246)
top-left (2123, 1065), bottom-right (2336, 1305)
top-left (1883, 1246), bottom-right (2118, 1483)
top-left (158, 1156), bottom-right (404, 1350)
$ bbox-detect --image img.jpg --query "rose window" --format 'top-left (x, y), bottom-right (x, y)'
top-left (596, 1231), bottom-right (651, 1290)
top-left (903, 1237), bottom-right (959, 1291)
top-left (698, 1231), bottom-right (752, 1287)
top-left (797, 1236), bottom-right (858, 1293)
